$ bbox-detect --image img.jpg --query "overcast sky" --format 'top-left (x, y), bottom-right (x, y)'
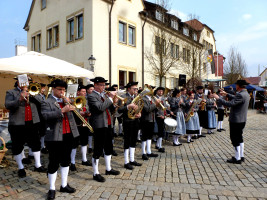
top-left (0, 0), bottom-right (266, 77)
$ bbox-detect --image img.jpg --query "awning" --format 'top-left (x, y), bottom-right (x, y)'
top-left (202, 79), bottom-right (226, 82)
top-left (224, 84), bottom-right (265, 91)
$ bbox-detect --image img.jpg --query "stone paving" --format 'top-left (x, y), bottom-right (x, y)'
top-left (0, 110), bottom-right (266, 200)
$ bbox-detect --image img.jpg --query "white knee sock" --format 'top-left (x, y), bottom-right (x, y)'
top-left (21, 149), bottom-right (26, 159)
top-left (81, 146), bottom-right (87, 162)
top-left (60, 166), bottom-right (69, 188)
top-left (220, 121), bottom-right (223, 129)
top-left (187, 134), bottom-right (191, 142)
top-left (119, 123), bottom-right (123, 134)
top-left (40, 136), bottom-right (45, 149)
top-left (92, 158), bottom-right (99, 175)
top-left (156, 138), bottom-right (160, 147)
top-left (146, 139), bottom-right (152, 154)
top-left (240, 143), bottom-right (244, 158)
top-left (176, 136), bottom-right (180, 144)
top-left (29, 148), bottom-right (33, 156)
top-left (199, 127), bottom-right (202, 135)
top-left (173, 135), bottom-right (177, 144)
top-left (113, 127), bottom-right (116, 134)
top-left (141, 141), bottom-right (146, 155)
top-left (137, 130), bottom-right (141, 140)
top-left (15, 153), bottom-right (24, 169)
top-left (217, 121), bottom-right (221, 129)
top-left (88, 136), bottom-right (93, 148)
top-left (234, 146), bottom-right (241, 160)
top-left (33, 151), bottom-right (42, 168)
top-left (104, 155), bottom-right (112, 171)
top-left (129, 147), bottom-right (135, 162)
top-left (124, 149), bottom-right (129, 164)
top-left (71, 149), bottom-right (76, 164)
top-left (158, 137), bottom-right (162, 148)
top-left (48, 171), bottom-right (57, 190)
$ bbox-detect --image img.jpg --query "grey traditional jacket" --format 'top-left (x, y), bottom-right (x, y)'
top-left (206, 98), bottom-right (216, 111)
top-left (87, 91), bottom-right (115, 129)
top-left (141, 95), bottom-right (157, 122)
top-left (5, 87), bottom-right (40, 126)
top-left (41, 95), bottom-right (79, 141)
top-left (170, 96), bottom-right (185, 113)
top-left (218, 89), bottom-right (250, 123)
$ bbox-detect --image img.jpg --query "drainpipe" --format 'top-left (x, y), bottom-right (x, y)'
top-left (109, 0), bottom-right (115, 83)
top-left (142, 11), bottom-right (148, 88)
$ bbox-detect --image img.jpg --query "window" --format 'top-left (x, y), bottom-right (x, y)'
top-left (128, 25), bottom-right (136, 46)
top-left (171, 43), bottom-right (175, 58)
top-left (155, 10), bottom-right (163, 21)
top-left (47, 28), bottom-right (52, 49)
top-left (193, 33), bottom-right (197, 41)
top-left (183, 48), bottom-right (186, 61)
top-left (31, 36), bottom-right (35, 51)
top-left (32, 32), bottom-right (41, 52)
top-left (207, 30), bottom-right (210, 37)
top-left (170, 78), bottom-right (174, 89)
top-left (155, 36), bottom-right (160, 54)
top-left (119, 70), bottom-right (127, 89)
top-left (128, 71), bottom-right (136, 82)
top-left (183, 27), bottom-right (189, 36)
top-left (155, 76), bottom-right (166, 87)
top-left (53, 25), bottom-right (59, 47)
top-left (187, 50), bottom-right (190, 63)
top-left (67, 18), bottom-right (74, 42)
top-left (175, 45), bottom-right (179, 59)
top-left (41, 0), bottom-right (46, 9)
top-left (119, 21), bottom-right (126, 43)
top-left (171, 20), bottom-right (178, 30)
top-left (36, 34), bottom-right (41, 52)
top-left (76, 14), bottom-right (83, 39)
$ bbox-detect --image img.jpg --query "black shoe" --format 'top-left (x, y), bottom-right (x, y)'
top-left (105, 169), bottom-right (120, 175)
top-left (28, 155), bottom-right (34, 160)
top-left (147, 153), bottom-right (158, 157)
top-left (82, 160), bottom-right (91, 166)
top-left (41, 147), bottom-right (49, 154)
top-left (124, 163), bottom-right (134, 170)
top-left (112, 151), bottom-right (118, 156)
top-left (130, 161), bottom-right (142, 166)
top-left (70, 163), bottom-right (77, 171)
top-left (173, 143), bottom-right (182, 146)
top-left (118, 134), bottom-right (124, 137)
top-left (241, 157), bottom-right (245, 162)
top-left (22, 157), bottom-right (32, 164)
top-left (227, 157), bottom-right (241, 164)
top-left (190, 139), bottom-right (194, 142)
top-left (199, 135), bottom-right (206, 138)
top-left (220, 128), bottom-right (226, 131)
top-left (137, 139), bottom-right (141, 143)
top-left (155, 145), bottom-right (159, 149)
top-left (60, 184), bottom-right (76, 193)
top-left (192, 136), bottom-right (198, 139)
top-left (93, 174), bottom-right (105, 182)
top-left (158, 148), bottom-right (165, 153)
top-left (47, 190), bottom-right (56, 200)
top-left (142, 154), bottom-right (149, 160)
top-left (217, 129), bottom-right (221, 132)
top-left (18, 169), bottom-right (26, 178)
top-left (34, 166), bottom-right (47, 173)
top-left (88, 148), bottom-right (93, 154)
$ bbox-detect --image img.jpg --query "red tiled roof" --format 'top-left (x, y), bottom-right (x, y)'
top-left (244, 77), bottom-right (261, 85)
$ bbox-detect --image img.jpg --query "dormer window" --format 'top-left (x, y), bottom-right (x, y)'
top-left (155, 10), bottom-right (163, 22)
top-left (193, 33), bottom-right (197, 41)
top-left (41, 0), bottom-right (46, 10)
top-left (183, 27), bottom-right (189, 36)
top-left (171, 20), bottom-right (178, 30)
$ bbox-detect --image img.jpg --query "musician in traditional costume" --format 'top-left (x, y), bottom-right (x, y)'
top-left (140, 88), bottom-right (161, 160)
top-left (5, 76), bottom-right (46, 178)
top-left (206, 91), bottom-right (217, 134)
top-left (112, 84), bottom-right (123, 137)
top-left (70, 85), bottom-right (92, 171)
top-left (41, 79), bottom-right (78, 199)
top-left (170, 89), bottom-right (186, 146)
top-left (195, 86), bottom-right (207, 138)
top-left (216, 91), bottom-right (226, 132)
top-left (185, 91), bottom-right (200, 143)
top-left (85, 84), bottom-right (94, 153)
top-left (118, 81), bottom-right (142, 170)
top-left (87, 77), bottom-right (120, 182)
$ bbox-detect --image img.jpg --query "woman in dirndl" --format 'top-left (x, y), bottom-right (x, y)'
top-left (206, 92), bottom-right (217, 134)
top-left (169, 89), bottom-right (186, 146)
top-left (185, 91), bottom-right (200, 143)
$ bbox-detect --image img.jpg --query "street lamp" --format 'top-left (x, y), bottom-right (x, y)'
top-left (88, 55), bottom-right (96, 71)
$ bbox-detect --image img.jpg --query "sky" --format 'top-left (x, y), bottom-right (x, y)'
top-left (0, 0), bottom-right (267, 77)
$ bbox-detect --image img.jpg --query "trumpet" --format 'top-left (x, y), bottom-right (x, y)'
top-left (104, 90), bottom-right (128, 105)
top-left (152, 96), bottom-right (166, 111)
top-left (61, 95), bottom-right (94, 133)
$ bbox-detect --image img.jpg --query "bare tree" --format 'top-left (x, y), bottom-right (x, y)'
top-left (224, 45), bottom-right (248, 84)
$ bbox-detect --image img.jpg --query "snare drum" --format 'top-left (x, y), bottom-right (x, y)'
top-left (164, 117), bottom-right (177, 133)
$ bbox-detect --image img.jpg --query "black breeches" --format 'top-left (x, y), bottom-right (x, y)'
top-left (8, 121), bottom-right (41, 155)
top-left (123, 120), bottom-right (139, 149)
top-left (217, 109), bottom-right (224, 121)
top-left (229, 122), bottom-right (246, 147)
top-left (156, 118), bottom-right (165, 138)
top-left (46, 133), bottom-right (74, 174)
top-left (141, 121), bottom-right (154, 141)
top-left (72, 126), bottom-right (89, 148)
top-left (93, 127), bottom-right (113, 159)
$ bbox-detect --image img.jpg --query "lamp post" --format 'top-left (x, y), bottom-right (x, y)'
top-left (88, 55), bottom-right (96, 72)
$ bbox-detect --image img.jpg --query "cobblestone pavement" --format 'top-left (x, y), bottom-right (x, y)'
top-left (0, 110), bottom-right (266, 200)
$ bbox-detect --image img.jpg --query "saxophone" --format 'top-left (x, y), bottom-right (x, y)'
top-left (185, 99), bottom-right (202, 122)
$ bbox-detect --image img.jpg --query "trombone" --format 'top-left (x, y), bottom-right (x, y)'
top-left (22, 83), bottom-right (41, 103)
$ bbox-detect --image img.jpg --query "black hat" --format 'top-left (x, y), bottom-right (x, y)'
top-left (196, 85), bottom-right (204, 90)
top-left (47, 79), bottom-right (68, 89)
top-left (40, 83), bottom-right (46, 87)
top-left (107, 87), bottom-right (116, 91)
top-left (111, 84), bottom-right (118, 88)
top-left (172, 88), bottom-right (180, 97)
top-left (156, 86), bottom-right (165, 91)
top-left (90, 76), bottom-right (108, 83)
top-left (78, 84), bottom-right (86, 91)
top-left (105, 82), bottom-right (111, 86)
top-left (235, 80), bottom-right (249, 86)
top-left (86, 84), bottom-right (94, 89)
top-left (151, 86), bottom-right (156, 89)
top-left (125, 81), bottom-right (138, 88)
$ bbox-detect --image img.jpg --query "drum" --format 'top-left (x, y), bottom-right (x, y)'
top-left (164, 117), bottom-right (177, 133)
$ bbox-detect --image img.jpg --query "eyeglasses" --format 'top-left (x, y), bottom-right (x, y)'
top-left (55, 88), bottom-right (66, 92)
top-left (132, 88), bottom-right (138, 90)
top-left (97, 84), bottom-right (105, 87)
